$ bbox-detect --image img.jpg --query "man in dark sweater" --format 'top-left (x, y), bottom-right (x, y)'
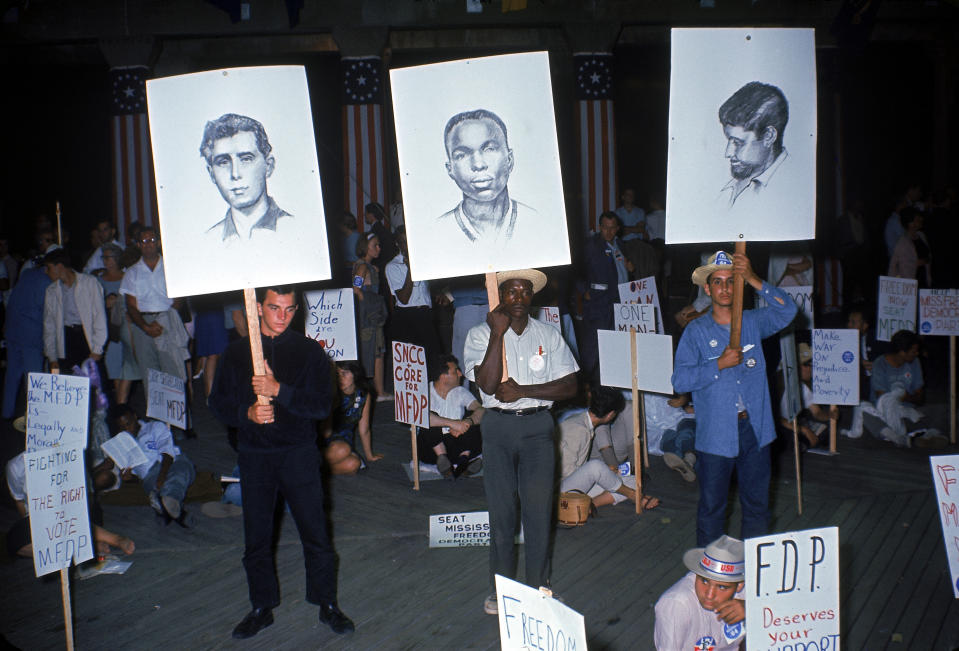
top-left (209, 285), bottom-right (354, 639)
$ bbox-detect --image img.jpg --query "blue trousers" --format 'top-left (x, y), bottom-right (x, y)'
top-left (2, 343), bottom-right (43, 419)
top-left (696, 416), bottom-right (771, 546)
top-left (141, 454), bottom-right (196, 503)
top-left (661, 418), bottom-right (696, 456)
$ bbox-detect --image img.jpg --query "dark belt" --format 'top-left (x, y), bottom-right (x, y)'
top-left (64, 323), bottom-right (83, 329)
top-left (738, 410), bottom-right (749, 420)
top-left (140, 311), bottom-right (162, 317)
top-left (490, 406), bottom-right (550, 416)
top-left (396, 305), bottom-right (430, 310)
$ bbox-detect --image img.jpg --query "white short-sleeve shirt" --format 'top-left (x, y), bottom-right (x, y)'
top-left (131, 419), bottom-right (180, 477)
top-left (385, 254), bottom-right (431, 308)
top-left (429, 383), bottom-right (477, 420)
top-left (119, 257), bottom-right (173, 312)
top-left (654, 572), bottom-right (746, 651)
top-left (5, 452), bottom-right (26, 502)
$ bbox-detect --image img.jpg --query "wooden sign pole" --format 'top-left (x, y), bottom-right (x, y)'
top-left (411, 425), bottom-right (420, 490)
top-left (485, 272), bottom-right (508, 381)
top-left (630, 328), bottom-right (644, 514)
top-left (951, 335), bottom-right (956, 444)
top-left (48, 367), bottom-right (75, 651)
top-left (55, 201), bottom-right (63, 246)
top-left (791, 417), bottom-right (803, 515)
top-left (728, 241), bottom-right (747, 348)
top-left (829, 412), bottom-right (837, 453)
top-left (243, 289), bottom-right (270, 407)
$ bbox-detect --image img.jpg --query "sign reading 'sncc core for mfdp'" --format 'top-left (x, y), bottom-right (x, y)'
top-left (392, 341), bottom-right (429, 429)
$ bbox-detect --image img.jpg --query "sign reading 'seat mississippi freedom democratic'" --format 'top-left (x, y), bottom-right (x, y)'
top-left (746, 527), bottom-right (840, 651)
top-left (613, 303), bottom-right (657, 334)
top-left (392, 341), bottom-right (429, 429)
top-left (26, 373), bottom-right (90, 452)
top-left (930, 455), bottom-right (959, 598)
top-left (429, 511), bottom-right (491, 548)
top-left (304, 289), bottom-right (357, 361)
top-left (877, 275), bottom-right (918, 342)
top-left (147, 369), bottom-right (187, 429)
top-left (811, 329), bottom-right (859, 406)
top-left (919, 289), bottom-right (959, 336)
top-left (618, 276), bottom-right (665, 333)
top-left (494, 574), bottom-right (587, 651)
top-left (25, 446), bottom-right (93, 576)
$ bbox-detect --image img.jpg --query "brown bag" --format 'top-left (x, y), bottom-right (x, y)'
top-left (557, 490), bottom-right (593, 526)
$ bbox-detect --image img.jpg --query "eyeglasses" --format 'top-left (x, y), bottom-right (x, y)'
top-left (140, 237), bottom-right (157, 244)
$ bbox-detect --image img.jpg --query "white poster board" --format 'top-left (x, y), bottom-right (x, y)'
top-left (390, 52), bottom-right (571, 280)
top-left (811, 329), bottom-right (860, 406)
top-left (876, 276), bottom-right (918, 342)
top-left (304, 289), bottom-right (358, 361)
top-left (24, 446), bottom-right (94, 576)
top-left (533, 306), bottom-right (561, 331)
top-left (146, 368), bottom-right (187, 429)
top-left (613, 303), bottom-right (657, 333)
top-left (25, 373), bottom-right (90, 452)
top-left (666, 28), bottom-right (817, 244)
top-left (598, 330), bottom-right (674, 394)
top-left (392, 341), bottom-right (429, 428)
top-left (745, 527), bottom-right (840, 650)
top-left (617, 276), bottom-right (665, 333)
top-left (146, 66), bottom-right (331, 297)
top-left (759, 286), bottom-right (813, 329)
top-left (494, 574), bottom-right (587, 651)
top-left (428, 511), bottom-right (491, 548)
top-left (930, 455), bottom-right (959, 598)
top-left (919, 289), bottom-right (959, 336)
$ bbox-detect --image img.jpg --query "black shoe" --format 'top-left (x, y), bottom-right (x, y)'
top-left (319, 603), bottom-right (355, 634)
top-left (232, 608), bottom-right (273, 639)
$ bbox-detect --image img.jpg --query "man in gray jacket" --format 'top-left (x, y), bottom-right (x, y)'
top-left (42, 248), bottom-right (107, 373)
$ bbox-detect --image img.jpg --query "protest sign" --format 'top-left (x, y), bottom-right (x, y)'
top-left (811, 329), bottom-right (859, 406)
top-left (759, 286), bottom-right (813, 329)
top-left (533, 306), bottom-right (561, 331)
top-left (24, 446), bottom-right (94, 576)
top-left (392, 341), bottom-right (429, 429)
top-left (618, 276), bottom-right (665, 333)
top-left (746, 527), bottom-right (840, 650)
top-left (25, 373), bottom-right (90, 452)
top-left (598, 330), bottom-right (673, 394)
top-left (304, 289), bottom-right (358, 361)
top-left (494, 574), bottom-right (587, 651)
top-left (930, 455), bottom-right (959, 598)
top-left (429, 511), bottom-right (491, 548)
top-left (919, 289), bottom-right (959, 336)
top-left (146, 369), bottom-right (187, 429)
top-left (877, 275), bottom-right (918, 342)
top-left (613, 303), bottom-right (657, 334)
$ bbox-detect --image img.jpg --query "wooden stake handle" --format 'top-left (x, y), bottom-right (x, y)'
top-left (630, 328), bottom-right (643, 514)
top-left (829, 413), bottom-right (837, 453)
top-left (61, 567), bottom-right (74, 650)
top-left (411, 424), bottom-right (420, 490)
top-left (729, 241), bottom-right (747, 349)
top-left (243, 288), bottom-right (270, 406)
top-left (792, 417), bottom-right (802, 515)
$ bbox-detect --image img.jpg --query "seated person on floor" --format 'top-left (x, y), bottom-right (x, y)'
top-left (658, 393), bottom-right (698, 482)
top-left (6, 451), bottom-right (135, 559)
top-left (323, 360), bottom-right (383, 475)
top-left (417, 354), bottom-right (484, 478)
top-left (101, 404), bottom-right (197, 525)
top-left (654, 535), bottom-right (746, 651)
top-left (558, 384), bottom-right (658, 510)
top-left (589, 393), bottom-right (635, 471)
top-left (777, 342), bottom-right (837, 450)
top-left (846, 304), bottom-right (883, 400)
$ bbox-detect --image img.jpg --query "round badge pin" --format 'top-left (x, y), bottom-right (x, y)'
top-left (709, 339), bottom-right (718, 348)
top-left (745, 358), bottom-right (757, 368)
top-left (529, 354), bottom-right (545, 372)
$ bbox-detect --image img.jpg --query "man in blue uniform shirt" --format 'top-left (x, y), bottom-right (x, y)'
top-left (672, 251), bottom-right (796, 546)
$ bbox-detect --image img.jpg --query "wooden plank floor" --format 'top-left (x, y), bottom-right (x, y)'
top-left (2, 387), bottom-right (958, 650)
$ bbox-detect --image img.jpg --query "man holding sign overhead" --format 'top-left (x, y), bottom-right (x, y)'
top-left (672, 251), bottom-right (796, 546)
top-left (464, 269), bottom-right (578, 614)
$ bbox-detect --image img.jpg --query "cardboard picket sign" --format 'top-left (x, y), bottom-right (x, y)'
top-left (613, 303), bottom-right (657, 334)
top-left (494, 574), bottom-right (587, 651)
top-left (876, 275), bottom-right (918, 342)
top-left (146, 66), bottom-right (331, 297)
top-left (930, 455), bottom-right (959, 598)
top-left (25, 373), bottom-right (90, 452)
top-left (811, 329), bottom-right (859, 406)
top-left (146, 368), bottom-right (187, 429)
top-left (392, 341), bottom-right (429, 429)
top-left (429, 511), bottom-right (491, 548)
top-left (617, 276), bottom-right (665, 333)
top-left (919, 289), bottom-right (959, 336)
top-left (304, 289), bottom-right (358, 361)
top-left (745, 527), bottom-right (840, 649)
top-left (533, 306), bottom-right (561, 331)
top-left (598, 330), bottom-right (673, 394)
top-left (24, 446), bottom-right (94, 576)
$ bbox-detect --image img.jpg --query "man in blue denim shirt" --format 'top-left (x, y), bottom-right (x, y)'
top-left (672, 251), bottom-right (796, 546)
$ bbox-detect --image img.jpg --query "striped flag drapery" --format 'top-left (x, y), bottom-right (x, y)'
top-left (342, 57), bottom-right (387, 229)
top-left (110, 66), bottom-right (155, 242)
top-left (574, 53), bottom-right (617, 234)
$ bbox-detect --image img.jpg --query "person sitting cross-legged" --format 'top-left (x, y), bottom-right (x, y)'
top-left (417, 354), bottom-right (485, 478)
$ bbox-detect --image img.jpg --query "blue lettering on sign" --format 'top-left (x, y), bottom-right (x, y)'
top-left (841, 351), bottom-right (854, 364)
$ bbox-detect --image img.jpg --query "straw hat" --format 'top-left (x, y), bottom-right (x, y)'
top-left (496, 269), bottom-right (547, 294)
top-left (691, 250), bottom-right (734, 288)
top-left (682, 535), bottom-right (745, 583)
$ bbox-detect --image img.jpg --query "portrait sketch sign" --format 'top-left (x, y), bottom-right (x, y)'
top-left (390, 52), bottom-right (571, 280)
top-left (666, 28), bottom-right (817, 244)
top-left (146, 66), bottom-right (331, 297)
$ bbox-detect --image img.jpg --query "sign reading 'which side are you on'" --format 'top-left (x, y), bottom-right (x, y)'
top-left (877, 275), bottom-right (918, 342)
top-left (392, 341), bottom-right (429, 429)
top-left (304, 288), bottom-right (357, 361)
top-left (26, 373), bottom-right (90, 452)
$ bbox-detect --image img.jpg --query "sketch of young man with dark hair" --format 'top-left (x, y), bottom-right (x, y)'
top-left (437, 109), bottom-right (536, 246)
top-left (200, 113), bottom-right (292, 244)
top-left (718, 82), bottom-right (790, 208)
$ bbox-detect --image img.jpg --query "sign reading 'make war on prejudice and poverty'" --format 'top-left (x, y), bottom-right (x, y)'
top-left (393, 341), bottom-right (429, 429)
top-left (495, 574), bottom-right (586, 651)
top-left (304, 288), bottom-right (357, 361)
top-left (919, 289), bottom-right (959, 337)
top-left (811, 329), bottom-right (859, 406)
top-left (876, 275), bottom-right (917, 342)
top-left (25, 373), bottom-right (90, 452)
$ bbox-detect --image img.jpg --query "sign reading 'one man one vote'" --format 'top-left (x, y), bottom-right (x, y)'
top-left (393, 341), bottom-right (429, 429)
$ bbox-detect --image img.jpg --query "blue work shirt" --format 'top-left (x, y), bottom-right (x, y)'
top-left (671, 282), bottom-right (797, 458)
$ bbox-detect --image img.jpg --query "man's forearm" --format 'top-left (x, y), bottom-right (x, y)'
top-left (518, 373), bottom-right (577, 402)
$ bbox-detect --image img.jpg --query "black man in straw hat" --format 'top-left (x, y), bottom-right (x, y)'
top-left (463, 269), bottom-right (579, 615)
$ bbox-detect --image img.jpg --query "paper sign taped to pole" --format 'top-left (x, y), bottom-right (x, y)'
top-left (919, 289), bottom-right (959, 336)
top-left (304, 289), bottom-right (358, 361)
top-left (930, 455), bottom-right (959, 598)
top-left (494, 574), bottom-right (587, 651)
top-left (613, 303), bottom-right (657, 334)
top-left (812, 329), bottom-right (859, 406)
top-left (392, 341), bottom-right (429, 428)
top-left (618, 276), bottom-right (665, 333)
top-left (25, 373), bottom-right (90, 452)
top-left (877, 276), bottom-right (918, 342)
top-left (147, 368), bottom-right (187, 429)
top-left (598, 330), bottom-right (673, 394)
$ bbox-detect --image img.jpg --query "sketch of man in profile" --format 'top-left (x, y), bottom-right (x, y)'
top-left (437, 109), bottom-right (536, 247)
top-left (200, 113), bottom-right (292, 244)
top-left (718, 82), bottom-right (790, 208)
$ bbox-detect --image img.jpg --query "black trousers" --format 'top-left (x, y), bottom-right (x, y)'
top-left (389, 306), bottom-right (440, 361)
top-left (416, 424), bottom-right (483, 464)
top-left (238, 444), bottom-right (336, 609)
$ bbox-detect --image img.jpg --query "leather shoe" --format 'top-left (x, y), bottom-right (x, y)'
top-left (232, 607), bottom-right (273, 639)
top-left (319, 603), bottom-right (355, 634)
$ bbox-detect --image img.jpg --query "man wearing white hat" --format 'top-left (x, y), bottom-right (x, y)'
top-left (672, 251), bottom-right (796, 546)
top-left (654, 535), bottom-right (747, 650)
top-left (464, 269), bottom-right (579, 614)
